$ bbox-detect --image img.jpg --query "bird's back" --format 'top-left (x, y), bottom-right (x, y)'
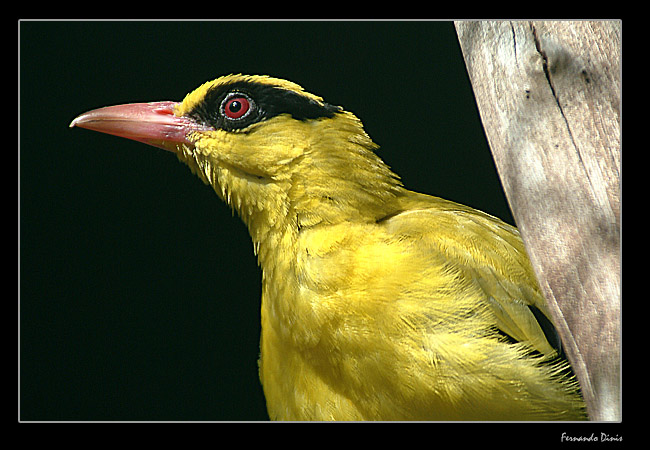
top-left (259, 190), bottom-right (585, 420)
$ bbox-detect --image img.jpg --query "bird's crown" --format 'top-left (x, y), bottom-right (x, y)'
top-left (174, 74), bottom-right (342, 132)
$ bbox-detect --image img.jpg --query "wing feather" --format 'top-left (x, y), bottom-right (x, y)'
top-left (383, 192), bottom-right (559, 357)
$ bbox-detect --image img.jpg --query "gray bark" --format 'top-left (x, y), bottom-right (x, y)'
top-left (454, 20), bottom-right (621, 421)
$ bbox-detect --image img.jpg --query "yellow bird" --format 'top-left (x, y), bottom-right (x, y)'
top-left (70, 74), bottom-right (586, 421)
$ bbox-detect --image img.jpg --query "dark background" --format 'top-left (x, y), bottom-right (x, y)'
top-left (19, 21), bottom-right (513, 421)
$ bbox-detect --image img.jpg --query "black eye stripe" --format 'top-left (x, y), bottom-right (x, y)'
top-left (187, 80), bottom-right (341, 131)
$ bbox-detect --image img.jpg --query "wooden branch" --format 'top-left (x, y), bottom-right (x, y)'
top-left (454, 20), bottom-right (621, 421)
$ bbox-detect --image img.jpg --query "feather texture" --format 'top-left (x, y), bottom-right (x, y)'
top-left (71, 74), bottom-right (586, 420)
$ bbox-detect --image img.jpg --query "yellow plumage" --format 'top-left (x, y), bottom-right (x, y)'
top-left (70, 74), bottom-right (586, 420)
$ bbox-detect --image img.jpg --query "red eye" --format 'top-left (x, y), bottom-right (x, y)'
top-left (223, 96), bottom-right (251, 119)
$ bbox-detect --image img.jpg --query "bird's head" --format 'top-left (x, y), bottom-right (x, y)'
top-left (71, 74), bottom-right (402, 236)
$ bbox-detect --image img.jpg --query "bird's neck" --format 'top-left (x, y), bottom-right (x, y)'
top-left (241, 155), bottom-right (402, 267)
top-left (182, 114), bottom-right (404, 267)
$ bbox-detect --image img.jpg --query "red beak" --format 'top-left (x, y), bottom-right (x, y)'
top-left (70, 101), bottom-right (209, 153)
